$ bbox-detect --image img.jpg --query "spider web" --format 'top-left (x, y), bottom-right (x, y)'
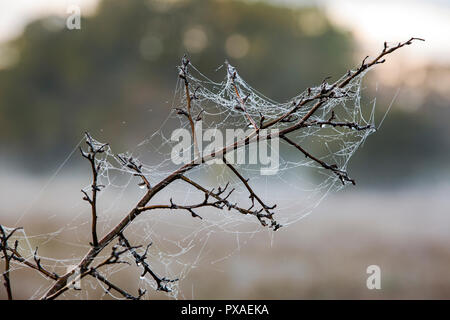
top-left (3, 59), bottom-right (377, 300)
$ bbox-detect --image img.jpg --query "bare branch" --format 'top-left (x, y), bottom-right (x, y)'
top-left (94, 244), bottom-right (133, 270)
top-left (90, 269), bottom-right (145, 300)
top-left (80, 132), bottom-right (108, 248)
top-left (303, 111), bottom-right (375, 131)
top-left (179, 175), bottom-right (281, 230)
top-left (226, 62), bottom-right (259, 130)
top-left (0, 225), bottom-right (19, 300)
top-left (179, 55), bottom-right (200, 160)
top-left (8, 245), bottom-right (59, 281)
top-left (118, 234), bottom-right (178, 292)
top-left (1, 226), bottom-right (59, 298)
top-left (281, 134), bottom-right (355, 185)
top-left (222, 159), bottom-right (280, 230)
top-left (338, 37), bottom-right (425, 88)
top-left (116, 154), bottom-right (151, 190)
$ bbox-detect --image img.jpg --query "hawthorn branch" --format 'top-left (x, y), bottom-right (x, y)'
top-left (338, 37), bottom-right (425, 88)
top-left (8, 245), bottom-right (60, 281)
top-left (138, 181), bottom-right (236, 219)
top-left (0, 226), bottom-right (21, 300)
top-left (45, 240), bottom-right (149, 300)
top-left (222, 159), bottom-right (279, 229)
top-left (179, 175), bottom-right (274, 225)
top-left (226, 63), bottom-right (259, 130)
top-left (260, 90), bottom-right (333, 129)
top-left (94, 243), bottom-right (134, 270)
top-left (90, 269), bottom-right (145, 300)
top-left (42, 162), bottom-right (197, 299)
top-left (261, 37), bottom-right (424, 131)
top-left (116, 154), bottom-right (151, 189)
top-left (302, 111), bottom-right (375, 131)
top-left (179, 55), bottom-right (200, 160)
top-left (271, 39), bottom-right (415, 180)
top-left (281, 134), bottom-right (355, 185)
top-left (138, 202), bottom-right (202, 219)
top-left (40, 38), bottom-right (421, 300)
top-left (80, 132), bottom-right (108, 248)
top-left (118, 234), bottom-right (178, 292)
top-left (1, 225), bottom-right (59, 300)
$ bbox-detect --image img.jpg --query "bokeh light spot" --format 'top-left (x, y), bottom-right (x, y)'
top-left (298, 11), bottom-right (327, 37)
top-left (183, 26), bottom-right (208, 53)
top-left (225, 34), bottom-right (250, 59)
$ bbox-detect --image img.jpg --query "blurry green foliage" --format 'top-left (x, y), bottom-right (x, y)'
top-left (0, 0), bottom-right (352, 166)
top-left (350, 104), bottom-right (450, 187)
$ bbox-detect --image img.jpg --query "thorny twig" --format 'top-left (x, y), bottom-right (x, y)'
top-left (303, 111), bottom-right (375, 131)
top-left (0, 226), bottom-right (21, 300)
top-left (338, 37), bottom-right (424, 88)
top-left (94, 243), bottom-right (134, 270)
top-left (179, 175), bottom-right (280, 228)
top-left (118, 234), bottom-right (178, 292)
top-left (116, 154), bottom-right (151, 189)
top-left (179, 55), bottom-right (200, 160)
top-left (1, 225), bottom-right (60, 300)
top-left (222, 158), bottom-right (280, 229)
top-left (80, 132), bottom-right (108, 248)
top-left (138, 183), bottom-right (237, 219)
top-left (260, 37), bottom-right (424, 131)
top-left (226, 62), bottom-right (259, 130)
top-left (281, 135), bottom-right (355, 185)
top-left (9, 243), bottom-right (59, 281)
top-left (90, 269), bottom-right (146, 300)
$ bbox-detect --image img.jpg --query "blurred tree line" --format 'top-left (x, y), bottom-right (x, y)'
top-left (0, 0), bottom-right (352, 168)
top-left (0, 0), bottom-right (448, 186)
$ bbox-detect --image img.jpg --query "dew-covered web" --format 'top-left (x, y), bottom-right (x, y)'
top-left (4, 59), bottom-right (377, 300)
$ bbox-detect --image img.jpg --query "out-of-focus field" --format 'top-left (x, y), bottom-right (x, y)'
top-left (187, 186), bottom-right (450, 299)
top-left (1, 174), bottom-right (449, 299)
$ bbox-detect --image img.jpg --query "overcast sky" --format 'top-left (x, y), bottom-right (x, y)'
top-left (0, 0), bottom-right (449, 65)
